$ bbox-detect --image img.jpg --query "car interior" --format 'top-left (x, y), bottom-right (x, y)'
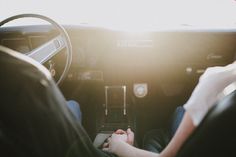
top-left (1, 9), bottom-right (236, 157)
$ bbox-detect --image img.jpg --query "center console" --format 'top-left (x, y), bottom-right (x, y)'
top-left (93, 85), bottom-right (136, 147)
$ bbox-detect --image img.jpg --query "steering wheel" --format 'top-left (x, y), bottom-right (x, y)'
top-left (0, 14), bottom-right (72, 85)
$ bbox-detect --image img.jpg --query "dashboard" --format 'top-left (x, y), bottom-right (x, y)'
top-left (2, 25), bottom-right (236, 139)
top-left (1, 25), bottom-right (236, 85)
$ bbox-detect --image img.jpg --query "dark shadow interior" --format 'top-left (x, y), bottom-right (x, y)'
top-left (1, 25), bottom-right (236, 146)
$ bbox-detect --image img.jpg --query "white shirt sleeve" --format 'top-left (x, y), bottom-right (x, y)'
top-left (184, 63), bottom-right (236, 126)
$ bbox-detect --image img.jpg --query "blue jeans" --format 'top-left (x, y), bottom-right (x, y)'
top-left (67, 100), bottom-right (82, 123)
top-left (143, 106), bottom-right (185, 153)
top-left (169, 106), bottom-right (185, 138)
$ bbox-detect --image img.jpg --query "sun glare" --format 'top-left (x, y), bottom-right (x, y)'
top-left (1, 0), bottom-right (236, 31)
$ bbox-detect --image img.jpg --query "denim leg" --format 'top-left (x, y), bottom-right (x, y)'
top-left (67, 100), bottom-right (82, 123)
top-left (169, 106), bottom-right (185, 138)
top-left (143, 129), bottom-right (170, 153)
top-left (143, 106), bottom-right (185, 153)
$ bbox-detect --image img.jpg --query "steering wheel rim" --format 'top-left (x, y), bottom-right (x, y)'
top-left (0, 13), bottom-right (72, 85)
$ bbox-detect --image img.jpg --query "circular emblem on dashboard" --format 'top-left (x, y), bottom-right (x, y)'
top-left (133, 83), bottom-right (148, 98)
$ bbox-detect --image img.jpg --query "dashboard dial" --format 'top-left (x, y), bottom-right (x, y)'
top-left (133, 83), bottom-right (148, 98)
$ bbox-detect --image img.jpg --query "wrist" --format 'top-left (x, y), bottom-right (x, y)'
top-left (112, 139), bottom-right (127, 154)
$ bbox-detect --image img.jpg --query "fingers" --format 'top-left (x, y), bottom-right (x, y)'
top-left (102, 132), bottom-right (130, 153)
top-left (106, 137), bottom-right (111, 143)
top-left (102, 137), bottom-right (111, 151)
top-left (103, 136), bottom-right (111, 147)
top-left (115, 129), bottom-right (126, 134)
top-left (103, 142), bottom-right (109, 148)
top-left (127, 128), bottom-right (134, 145)
top-left (102, 147), bottom-right (109, 152)
top-left (102, 136), bottom-right (113, 152)
top-left (127, 128), bottom-right (132, 133)
top-left (112, 128), bottom-right (134, 145)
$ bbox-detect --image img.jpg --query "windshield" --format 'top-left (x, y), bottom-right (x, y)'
top-left (1, 0), bottom-right (236, 31)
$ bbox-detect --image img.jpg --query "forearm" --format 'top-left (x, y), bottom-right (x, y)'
top-left (114, 141), bottom-right (159, 157)
top-left (160, 112), bottom-right (195, 157)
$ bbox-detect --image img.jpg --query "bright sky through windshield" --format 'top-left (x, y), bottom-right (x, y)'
top-left (1, 0), bottom-right (236, 30)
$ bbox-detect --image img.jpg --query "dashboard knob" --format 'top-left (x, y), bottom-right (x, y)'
top-left (133, 83), bottom-right (148, 98)
top-left (186, 67), bottom-right (193, 74)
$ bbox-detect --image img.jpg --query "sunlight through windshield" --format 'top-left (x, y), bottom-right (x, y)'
top-left (1, 0), bottom-right (236, 31)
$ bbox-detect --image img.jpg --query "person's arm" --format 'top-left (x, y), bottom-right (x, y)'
top-left (115, 142), bottom-right (159, 157)
top-left (103, 134), bottom-right (159, 157)
top-left (103, 112), bottom-right (195, 157)
top-left (159, 111), bottom-right (195, 157)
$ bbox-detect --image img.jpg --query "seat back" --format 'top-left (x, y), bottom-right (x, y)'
top-left (0, 47), bottom-right (113, 157)
top-left (176, 90), bottom-right (236, 157)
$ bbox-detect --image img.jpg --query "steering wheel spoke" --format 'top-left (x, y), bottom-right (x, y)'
top-left (0, 14), bottom-right (72, 85)
top-left (27, 35), bottom-right (65, 64)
